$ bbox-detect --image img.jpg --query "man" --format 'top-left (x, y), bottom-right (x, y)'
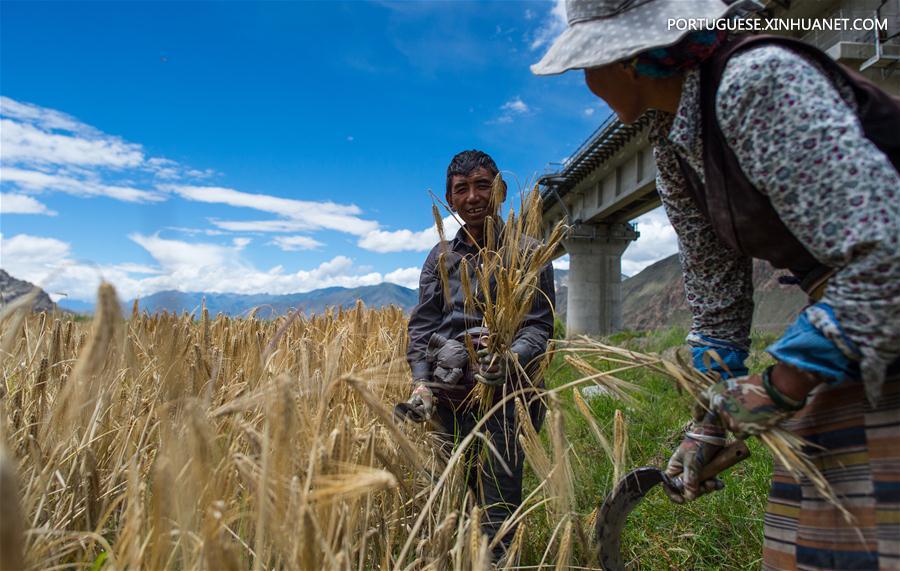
top-left (532, 1), bottom-right (899, 569)
top-left (405, 149), bottom-right (555, 559)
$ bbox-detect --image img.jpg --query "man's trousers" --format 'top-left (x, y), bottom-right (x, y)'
top-left (431, 391), bottom-right (546, 560)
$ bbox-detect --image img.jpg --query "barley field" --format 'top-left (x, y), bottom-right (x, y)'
top-left (0, 282), bottom-right (581, 570)
top-left (0, 280), bottom-right (776, 570)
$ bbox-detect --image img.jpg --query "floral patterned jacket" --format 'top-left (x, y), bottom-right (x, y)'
top-left (651, 45), bottom-right (899, 402)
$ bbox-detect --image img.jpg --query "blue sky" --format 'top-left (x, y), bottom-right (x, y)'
top-left (1, 0), bottom-right (676, 302)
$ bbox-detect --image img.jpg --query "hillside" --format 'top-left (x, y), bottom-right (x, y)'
top-left (0, 269), bottom-right (59, 312)
top-left (620, 255), bottom-right (691, 331)
top-left (553, 269), bottom-right (568, 316)
top-left (555, 254), bottom-right (807, 333)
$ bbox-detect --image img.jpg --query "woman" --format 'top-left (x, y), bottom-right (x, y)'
top-left (533, 1), bottom-right (900, 569)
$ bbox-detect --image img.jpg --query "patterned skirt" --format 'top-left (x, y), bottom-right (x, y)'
top-left (763, 371), bottom-right (900, 570)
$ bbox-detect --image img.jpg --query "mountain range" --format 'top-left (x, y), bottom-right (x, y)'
top-left (64, 283), bottom-right (420, 317)
top-left (0, 270), bottom-right (59, 313)
top-left (3, 254), bottom-right (805, 332)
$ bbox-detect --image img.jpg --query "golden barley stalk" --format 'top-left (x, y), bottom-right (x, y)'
top-left (613, 410), bottom-right (628, 485)
top-left (0, 433), bottom-right (24, 571)
top-left (572, 388), bottom-right (613, 459)
top-left (555, 519), bottom-right (574, 571)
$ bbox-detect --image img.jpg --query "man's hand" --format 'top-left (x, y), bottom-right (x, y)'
top-left (474, 349), bottom-right (514, 386)
top-left (407, 383), bottom-right (435, 421)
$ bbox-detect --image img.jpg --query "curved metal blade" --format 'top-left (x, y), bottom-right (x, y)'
top-left (595, 467), bottom-right (666, 570)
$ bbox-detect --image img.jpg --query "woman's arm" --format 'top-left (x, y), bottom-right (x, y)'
top-left (653, 124), bottom-right (755, 372)
top-left (717, 45), bottom-right (900, 399)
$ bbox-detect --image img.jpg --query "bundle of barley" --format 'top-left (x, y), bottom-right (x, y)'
top-left (558, 336), bottom-right (852, 523)
top-left (432, 177), bottom-right (567, 414)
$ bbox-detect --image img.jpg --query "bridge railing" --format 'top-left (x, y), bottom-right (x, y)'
top-left (560, 112), bottom-right (618, 173)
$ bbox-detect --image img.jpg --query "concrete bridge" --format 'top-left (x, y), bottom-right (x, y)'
top-left (538, 113), bottom-right (660, 337)
top-left (539, 0), bottom-right (899, 338)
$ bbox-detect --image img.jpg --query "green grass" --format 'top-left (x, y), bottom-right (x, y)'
top-left (519, 327), bottom-right (778, 568)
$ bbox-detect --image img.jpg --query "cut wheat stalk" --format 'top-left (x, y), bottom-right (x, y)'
top-left (560, 336), bottom-right (854, 524)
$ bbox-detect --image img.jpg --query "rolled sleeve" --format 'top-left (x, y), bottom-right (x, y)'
top-left (688, 333), bottom-right (749, 378)
top-left (767, 303), bottom-right (860, 382)
top-left (406, 248), bottom-right (443, 382)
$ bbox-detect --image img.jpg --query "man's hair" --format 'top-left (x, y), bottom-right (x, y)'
top-left (445, 149), bottom-right (499, 198)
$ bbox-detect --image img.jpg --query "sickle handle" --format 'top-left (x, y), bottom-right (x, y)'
top-left (699, 439), bottom-right (751, 481)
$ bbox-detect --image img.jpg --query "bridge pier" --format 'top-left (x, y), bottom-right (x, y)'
top-left (564, 224), bottom-right (638, 337)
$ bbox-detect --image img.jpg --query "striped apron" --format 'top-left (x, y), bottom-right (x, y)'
top-left (763, 369), bottom-right (900, 570)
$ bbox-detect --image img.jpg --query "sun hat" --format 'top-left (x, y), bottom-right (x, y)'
top-left (531, 0), bottom-right (742, 75)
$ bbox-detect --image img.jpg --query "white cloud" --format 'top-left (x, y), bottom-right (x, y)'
top-left (0, 96), bottom-right (100, 135)
top-left (114, 243), bottom-right (405, 298)
top-left (584, 108), bottom-right (595, 116)
top-left (184, 168), bottom-right (217, 179)
top-left (357, 214), bottom-right (462, 253)
top-left (146, 157), bottom-right (182, 180)
top-left (552, 255), bottom-right (569, 271)
top-left (0, 98), bottom-right (397, 246)
top-left (622, 207), bottom-right (679, 276)
top-left (0, 97), bottom-right (202, 205)
top-left (530, 0), bottom-right (567, 51)
top-left (384, 267), bottom-right (421, 289)
top-left (0, 193), bottom-right (57, 215)
top-left (1, 233), bottom-right (71, 263)
top-left (0, 118), bottom-right (144, 168)
top-left (270, 235), bottom-right (324, 251)
top-left (1, 232), bottom-right (423, 302)
top-left (1, 167), bottom-right (164, 203)
top-left (164, 184), bottom-right (379, 236)
top-left (168, 184), bottom-right (345, 214)
top-left (490, 96), bottom-right (532, 125)
top-left (111, 263), bottom-right (162, 275)
top-left (166, 226), bottom-right (228, 237)
top-left (501, 97), bottom-right (529, 114)
top-left (0, 233), bottom-right (120, 301)
top-left (211, 219), bottom-right (315, 233)
top-left (129, 233), bottom-right (243, 273)
top-left (0, 97), bottom-right (206, 181)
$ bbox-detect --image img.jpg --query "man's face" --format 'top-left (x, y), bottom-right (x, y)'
top-left (447, 167), bottom-right (504, 228)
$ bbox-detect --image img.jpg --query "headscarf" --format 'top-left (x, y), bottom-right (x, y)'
top-left (629, 30), bottom-right (729, 78)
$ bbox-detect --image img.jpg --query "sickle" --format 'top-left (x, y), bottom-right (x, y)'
top-left (595, 440), bottom-right (750, 570)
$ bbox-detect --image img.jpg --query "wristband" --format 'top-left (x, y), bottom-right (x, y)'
top-left (685, 432), bottom-right (727, 446)
top-left (761, 365), bottom-right (806, 412)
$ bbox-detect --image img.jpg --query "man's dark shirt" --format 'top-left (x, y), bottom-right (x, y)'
top-left (406, 225), bottom-right (555, 391)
